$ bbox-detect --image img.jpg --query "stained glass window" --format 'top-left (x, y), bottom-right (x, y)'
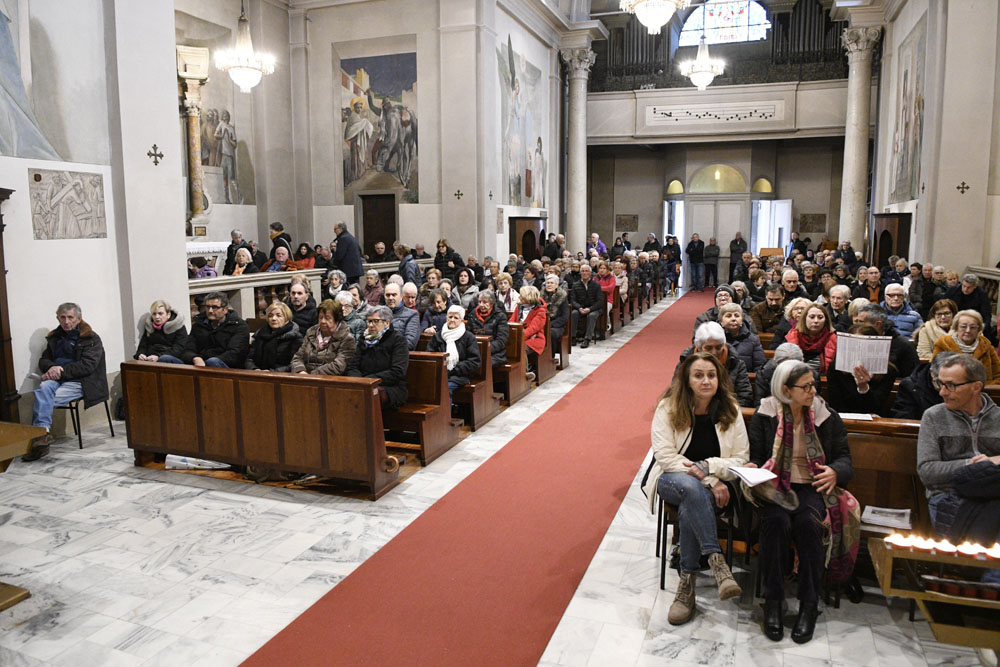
top-left (678, 0), bottom-right (771, 47)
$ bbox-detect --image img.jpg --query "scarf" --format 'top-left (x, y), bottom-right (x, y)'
top-left (796, 327), bottom-right (833, 355)
top-left (748, 400), bottom-right (860, 584)
top-left (951, 331), bottom-right (979, 354)
top-left (519, 304), bottom-right (535, 322)
top-left (476, 305), bottom-right (493, 323)
top-left (500, 289), bottom-right (512, 310)
top-left (441, 323), bottom-right (466, 371)
top-left (315, 329), bottom-right (331, 350)
top-left (363, 325), bottom-right (388, 346)
top-left (233, 265), bottom-right (245, 276)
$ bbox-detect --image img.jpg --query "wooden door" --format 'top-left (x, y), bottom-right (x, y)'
top-left (870, 213), bottom-right (912, 267)
top-left (360, 194), bottom-right (397, 258)
top-left (508, 218), bottom-right (545, 262)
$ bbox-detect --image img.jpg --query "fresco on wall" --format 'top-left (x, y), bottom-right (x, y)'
top-left (889, 15), bottom-right (925, 204)
top-left (176, 10), bottom-right (256, 205)
top-left (497, 35), bottom-right (545, 208)
top-left (341, 53), bottom-right (418, 203)
top-left (29, 169), bottom-right (106, 240)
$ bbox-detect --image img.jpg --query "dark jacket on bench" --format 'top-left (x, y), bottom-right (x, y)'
top-left (891, 362), bottom-right (942, 420)
top-left (39, 320), bottom-right (108, 409)
top-left (545, 287), bottom-right (569, 340)
top-left (183, 310), bottom-right (250, 368)
top-left (428, 329), bottom-right (481, 387)
top-left (570, 279), bottom-right (604, 312)
top-left (932, 461), bottom-right (1000, 544)
top-left (291, 321), bottom-right (356, 375)
top-left (469, 306), bottom-right (509, 367)
top-left (134, 310), bottom-right (188, 360)
top-left (245, 322), bottom-right (303, 372)
top-left (290, 297), bottom-right (318, 332)
top-left (347, 326), bottom-right (409, 409)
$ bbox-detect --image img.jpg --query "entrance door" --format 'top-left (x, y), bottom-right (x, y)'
top-left (359, 194), bottom-right (396, 259)
top-left (508, 218), bottom-right (546, 262)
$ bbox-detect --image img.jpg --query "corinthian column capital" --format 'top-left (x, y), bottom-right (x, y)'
top-left (842, 27), bottom-right (882, 63)
top-left (560, 48), bottom-right (596, 80)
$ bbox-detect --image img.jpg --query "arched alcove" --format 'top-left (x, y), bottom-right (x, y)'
top-left (689, 164), bottom-right (747, 193)
top-left (751, 177), bottom-right (773, 193)
top-left (666, 179), bottom-right (684, 195)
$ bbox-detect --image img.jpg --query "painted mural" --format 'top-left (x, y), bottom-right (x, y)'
top-left (341, 53), bottom-right (418, 203)
top-left (29, 169), bottom-right (106, 240)
top-left (889, 15), bottom-right (925, 204)
top-left (497, 35), bottom-right (545, 208)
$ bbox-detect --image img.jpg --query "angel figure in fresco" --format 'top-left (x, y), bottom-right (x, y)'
top-left (502, 35), bottom-right (525, 205)
top-left (344, 96), bottom-right (374, 184)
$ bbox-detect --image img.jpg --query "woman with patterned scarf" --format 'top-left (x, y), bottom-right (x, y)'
top-left (748, 360), bottom-right (857, 644)
top-left (345, 305), bottom-right (409, 410)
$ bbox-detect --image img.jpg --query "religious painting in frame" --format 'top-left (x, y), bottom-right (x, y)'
top-left (615, 214), bottom-right (639, 233)
top-left (798, 213), bottom-right (826, 234)
top-left (340, 53), bottom-right (419, 203)
top-left (889, 15), bottom-right (925, 204)
top-left (497, 35), bottom-right (546, 209)
top-left (28, 169), bottom-right (106, 240)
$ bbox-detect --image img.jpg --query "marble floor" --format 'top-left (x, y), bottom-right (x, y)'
top-left (0, 294), bottom-right (675, 666)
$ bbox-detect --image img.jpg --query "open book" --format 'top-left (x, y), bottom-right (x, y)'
top-left (729, 466), bottom-right (777, 487)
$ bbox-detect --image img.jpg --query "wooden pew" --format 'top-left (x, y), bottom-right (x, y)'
top-left (495, 322), bottom-right (530, 405)
top-left (454, 336), bottom-right (501, 431)
top-left (758, 332), bottom-right (774, 348)
top-left (535, 313), bottom-right (557, 386)
top-left (382, 351), bottom-right (461, 465)
top-left (120, 361), bottom-right (400, 500)
top-left (598, 285), bottom-right (621, 337)
top-left (552, 327), bottom-right (571, 371)
top-left (625, 284), bottom-right (637, 324)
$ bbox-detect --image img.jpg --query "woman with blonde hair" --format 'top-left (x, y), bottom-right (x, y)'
top-left (514, 285), bottom-right (547, 382)
top-left (932, 309), bottom-right (1000, 382)
top-left (245, 302), bottom-right (303, 372)
top-left (495, 271), bottom-right (520, 314)
top-left (769, 297), bottom-right (812, 348)
top-left (642, 352), bottom-right (747, 625)
top-left (231, 247), bottom-right (258, 275)
top-left (916, 298), bottom-right (957, 359)
top-left (135, 300), bottom-right (189, 362)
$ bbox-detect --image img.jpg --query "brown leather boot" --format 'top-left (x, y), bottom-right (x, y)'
top-left (709, 553), bottom-right (741, 601)
top-left (668, 572), bottom-right (696, 625)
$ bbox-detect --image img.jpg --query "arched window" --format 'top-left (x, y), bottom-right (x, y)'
top-left (666, 179), bottom-right (684, 195)
top-left (689, 164), bottom-right (746, 193)
top-left (678, 0), bottom-right (771, 47)
top-left (751, 177), bottom-right (773, 193)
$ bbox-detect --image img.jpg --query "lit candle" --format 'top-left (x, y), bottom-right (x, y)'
top-left (957, 542), bottom-right (984, 558)
top-left (913, 537), bottom-right (935, 551)
top-left (986, 543), bottom-right (1000, 560)
top-left (935, 539), bottom-right (957, 555)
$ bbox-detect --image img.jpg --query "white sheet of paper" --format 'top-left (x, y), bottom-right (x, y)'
top-left (837, 412), bottom-right (875, 421)
top-left (729, 466), bottom-right (777, 487)
top-left (834, 332), bottom-right (892, 375)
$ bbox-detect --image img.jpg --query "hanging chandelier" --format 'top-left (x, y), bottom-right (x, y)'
top-left (214, 1), bottom-right (275, 93)
top-left (620, 0), bottom-right (688, 35)
top-left (679, 34), bottom-right (725, 90)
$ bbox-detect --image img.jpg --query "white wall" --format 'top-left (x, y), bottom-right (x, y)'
top-left (776, 144), bottom-right (841, 240)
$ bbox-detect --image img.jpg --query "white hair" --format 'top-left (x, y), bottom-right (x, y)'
top-left (693, 322), bottom-right (726, 347)
top-left (782, 269), bottom-right (799, 281)
top-left (829, 284), bottom-right (851, 299)
top-left (447, 304), bottom-right (466, 319)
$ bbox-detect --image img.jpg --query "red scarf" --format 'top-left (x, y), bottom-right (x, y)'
top-left (476, 305), bottom-right (493, 323)
top-left (795, 327), bottom-right (833, 355)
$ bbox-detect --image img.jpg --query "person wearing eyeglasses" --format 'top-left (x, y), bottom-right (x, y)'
top-left (881, 283), bottom-right (923, 340)
top-left (916, 298), bottom-right (957, 359)
top-left (748, 360), bottom-right (854, 644)
top-left (168, 291), bottom-right (249, 369)
top-left (891, 351), bottom-right (955, 420)
top-left (346, 305), bottom-right (409, 410)
top-left (290, 299), bottom-right (356, 375)
top-left (932, 309), bottom-right (1000, 382)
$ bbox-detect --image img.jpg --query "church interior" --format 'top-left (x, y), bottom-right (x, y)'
top-left (2, 0), bottom-right (1000, 664)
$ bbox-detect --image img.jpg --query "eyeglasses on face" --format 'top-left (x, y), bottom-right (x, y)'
top-left (790, 381), bottom-right (817, 391)
top-left (934, 311), bottom-right (952, 319)
top-left (204, 304), bottom-right (224, 310)
top-left (956, 324), bottom-right (981, 332)
top-left (366, 318), bottom-right (387, 325)
top-left (932, 379), bottom-right (977, 392)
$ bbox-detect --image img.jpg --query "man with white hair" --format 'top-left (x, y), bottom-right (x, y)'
top-left (825, 284), bottom-right (853, 332)
top-left (781, 269), bottom-right (809, 304)
top-left (675, 322), bottom-right (754, 407)
top-left (383, 282), bottom-right (420, 350)
top-left (881, 282), bottom-right (923, 339)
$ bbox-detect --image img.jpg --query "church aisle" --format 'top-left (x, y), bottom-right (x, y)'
top-left (0, 292), bottom-right (683, 666)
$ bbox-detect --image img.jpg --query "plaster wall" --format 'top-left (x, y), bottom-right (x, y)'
top-left (775, 144), bottom-right (841, 241)
top-left (611, 154), bottom-right (665, 248)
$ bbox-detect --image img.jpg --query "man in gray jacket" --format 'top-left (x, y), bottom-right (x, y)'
top-left (917, 354), bottom-right (1000, 524)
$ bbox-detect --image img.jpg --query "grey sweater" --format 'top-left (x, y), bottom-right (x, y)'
top-left (704, 244), bottom-right (721, 265)
top-left (917, 394), bottom-right (1000, 497)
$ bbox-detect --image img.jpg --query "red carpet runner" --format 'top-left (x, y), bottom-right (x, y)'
top-left (244, 291), bottom-right (713, 666)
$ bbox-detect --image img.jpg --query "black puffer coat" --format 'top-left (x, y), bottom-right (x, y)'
top-left (933, 461), bottom-right (1000, 544)
top-left (183, 310), bottom-right (250, 367)
top-left (434, 247), bottom-right (465, 283)
top-left (544, 287), bottom-right (570, 340)
top-left (134, 311), bottom-right (188, 360)
top-left (891, 362), bottom-right (942, 420)
top-left (427, 328), bottom-right (481, 386)
top-left (290, 297), bottom-right (318, 332)
top-left (468, 306), bottom-right (509, 367)
top-left (346, 326), bottom-right (409, 409)
top-left (245, 322), bottom-right (303, 372)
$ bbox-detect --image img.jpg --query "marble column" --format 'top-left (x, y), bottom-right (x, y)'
top-left (561, 48), bottom-right (595, 255)
top-left (837, 27), bottom-right (881, 252)
top-left (181, 80), bottom-right (205, 220)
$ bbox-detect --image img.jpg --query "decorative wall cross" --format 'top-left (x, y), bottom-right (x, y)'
top-left (454, 190), bottom-right (463, 200)
top-left (147, 145), bottom-right (164, 166)
top-left (489, 190), bottom-right (493, 201)
top-left (956, 181), bottom-right (970, 194)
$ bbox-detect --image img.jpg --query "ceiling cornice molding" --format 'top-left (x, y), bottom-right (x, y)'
top-left (831, 0), bottom-right (888, 27)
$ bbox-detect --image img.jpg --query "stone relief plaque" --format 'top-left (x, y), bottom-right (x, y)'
top-left (29, 169), bottom-right (106, 240)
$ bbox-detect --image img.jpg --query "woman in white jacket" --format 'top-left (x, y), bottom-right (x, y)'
top-left (642, 352), bottom-right (749, 625)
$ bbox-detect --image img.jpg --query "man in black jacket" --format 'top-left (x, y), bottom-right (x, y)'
top-left (570, 264), bottom-right (603, 348)
top-left (268, 221), bottom-right (293, 259)
top-left (26, 303), bottom-right (109, 461)
top-left (169, 292), bottom-right (250, 368)
top-left (333, 221), bottom-right (365, 285)
top-left (685, 233), bottom-right (705, 292)
top-left (729, 232), bottom-right (748, 282)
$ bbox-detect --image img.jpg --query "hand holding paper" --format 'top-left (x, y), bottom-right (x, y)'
top-left (729, 466), bottom-right (777, 487)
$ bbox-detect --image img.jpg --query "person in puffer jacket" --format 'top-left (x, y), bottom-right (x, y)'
top-left (135, 301), bottom-right (189, 362)
top-left (881, 283), bottom-right (923, 339)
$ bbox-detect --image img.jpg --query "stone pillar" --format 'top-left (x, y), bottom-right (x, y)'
top-left (837, 27), bottom-right (880, 252)
top-left (561, 48), bottom-right (595, 255)
top-left (177, 46), bottom-right (210, 224)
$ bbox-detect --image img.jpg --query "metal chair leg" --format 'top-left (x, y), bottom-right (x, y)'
top-left (70, 403), bottom-right (83, 449)
top-left (103, 400), bottom-right (115, 437)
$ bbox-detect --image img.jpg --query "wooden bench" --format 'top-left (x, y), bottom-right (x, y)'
top-left (758, 332), bottom-right (774, 348)
top-left (495, 322), bottom-right (530, 405)
top-left (120, 361), bottom-right (400, 500)
top-left (454, 336), bottom-right (501, 431)
top-left (552, 327), bottom-right (571, 371)
top-left (382, 351), bottom-right (461, 465)
top-left (535, 313), bottom-right (557, 386)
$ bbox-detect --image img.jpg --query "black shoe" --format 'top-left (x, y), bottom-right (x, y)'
top-left (580, 339), bottom-right (590, 349)
top-left (22, 435), bottom-right (51, 462)
top-left (763, 599), bottom-right (783, 641)
top-left (791, 601), bottom-right (819, 644)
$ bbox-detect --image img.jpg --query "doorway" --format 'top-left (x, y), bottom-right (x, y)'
top-left (359, 194), bottom-right (397, 259)
top-left (508, 217), bottom-right (546, 263)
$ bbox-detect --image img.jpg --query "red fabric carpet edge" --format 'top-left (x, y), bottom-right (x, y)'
top-left (244, 291), bottom-right (713, 667)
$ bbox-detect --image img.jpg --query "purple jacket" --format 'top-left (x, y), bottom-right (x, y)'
top-left (587, 240), bottom-right (608, 256)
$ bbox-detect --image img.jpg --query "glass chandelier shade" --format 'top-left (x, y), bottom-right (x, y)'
top-left (679, 35), bottom-right (725, 90)
top-left (619, 0), bottom-right (688, 35)
top-left (214, 2), bottom-right (275, 93)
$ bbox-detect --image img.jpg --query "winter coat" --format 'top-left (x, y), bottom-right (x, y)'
top-left (685, 239), bottom-right (705, 263)
top-left (346, 326), bottom-right (409, 410)
top-left (398, 254), bottom-right (422, 286)
top-left (784, 328), bottom-right (838, 374)
top-left (427, 328), bottom-right (481, 386)
top-left (729, 238), bottom-right (748, 264)
top-left (917, 394), bottom-right (1000, 498)
top-left (421, 307), bottom-right (448, 334)
top-left (570, 278), bottom-right (604, 312)
top-left (363, 282), bottom-right (385, 307)
top-left (192, 264), bottom-right (216, 278)
top-left (891, 362), bottom-right (942, 420)
top-left (468, 306), bottom-right (510, 367)
top-left (676, 344), bottom-right (754, 408)
top-left (269, 232), bottom-right (292, 259)
top-left (514, 303), bottom-right (547, 355)
top-left (769, 317), bottom-right (794, 348)
top-left (290, 321), bottom-right (356, 375)
top-left (916, 320), bottom-right (948, 359)
top-left (342, 309), bottom-right (366, 343)
top-left (135, 311), bottom-right (188, 360)
top-left (932, 334), bottom-right (1000, 383)
top-left (881, 300), bottom-right (923, 339)
top-left (231, 261), bottom-right (259, 275)
top-left (290, 297), bottom-right (318, 332)
top-left (911, 277), bottom-right (945, 319)
top-left (945, 285), bottom-right (994, 334)
top-left (726, 323), bottom-right (766, 373)
top-left (455, 268), bottom-right (480, 311)
top-left (826, 360), bottom-right (898, 417)
top-left (184, 310), bottom-right (250, 368)
top-left (751, 302), bottom-right (784, 334)
top-left (39, 321), bottom-right (108, 409)
top-left (852, 283), bottom-right (885, 303)
top-left (936, 462), bottom-right (1000, 544)
top-left (333, 229), bottom-right (365, 279)
top-left (434, 247), bottom-right (465, 283)
top-left (245, 322), bottom-right (303, 372)
top-left (224, 240), bottom-right (251, 275)
top-left (782, 284), bottom-right (809, 304)
top-left (390, 304), bottom-right (421, 350)
top-left (641, 395), bottom-right (749, 513)
top-left (703, 243), bottom-right (721, 265)
top-left (749, 396), bottom-right (853, 486)
top-left (544, 288), bottom-right (570, 339)
top-left (693, 306), bottom-right (757, 339)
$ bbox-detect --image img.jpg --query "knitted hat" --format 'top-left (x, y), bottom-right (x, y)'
top-left (715, 285), bottom-right (736, 301)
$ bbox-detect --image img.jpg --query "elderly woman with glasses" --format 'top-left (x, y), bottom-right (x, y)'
top-left (346, 305), bottom-right (409, 409)
top-left (932, 309), bottom-right (1000, 382)
top-left (290, 299), bottom-right (356, 376)
top-left (916, 298), bottom-right (957, 359)
top-left (748, 360), bottom-right (855, 644)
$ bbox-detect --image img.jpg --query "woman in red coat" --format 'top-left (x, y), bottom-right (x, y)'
top-left (512, 285), bottom-right (547, 383)
top-left (784, 303), bottom-right (837, 374)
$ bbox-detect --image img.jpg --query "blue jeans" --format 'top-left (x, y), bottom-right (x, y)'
top-left (690, 262), bottom-right (705, 290)
top-left (657, 472), bottom-right (722, 572)
top-left (447, 379), bottom-right (460, 399)
top-left (158, 354), bottom-right (228, 368)
top-left (929, 494), bottom-right (1000, 583)
top-left (32, 380), bottom-right (83, 429)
